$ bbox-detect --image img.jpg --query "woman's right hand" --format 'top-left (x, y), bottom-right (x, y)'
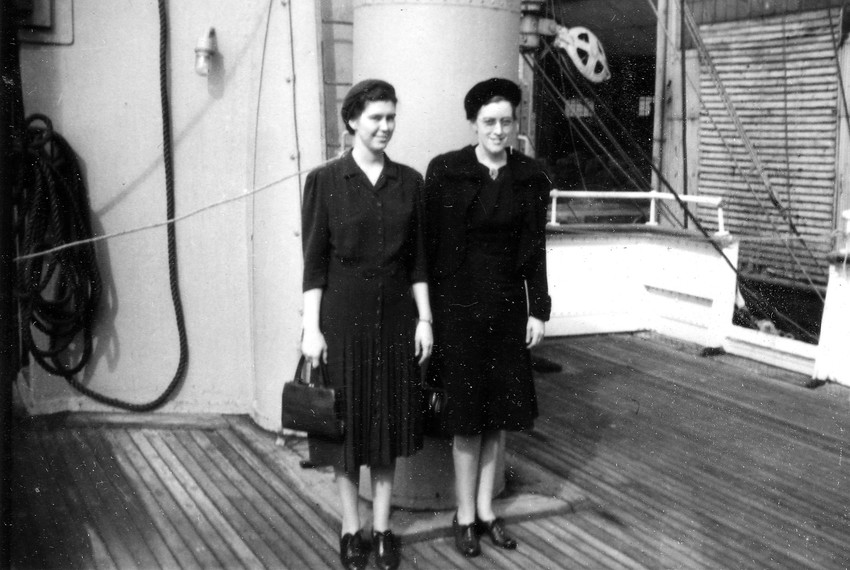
top-left (301, 328), bottom-right (328, 368)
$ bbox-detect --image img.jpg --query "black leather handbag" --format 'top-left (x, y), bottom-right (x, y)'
top-left (281, 356), bottom-right (344, 441)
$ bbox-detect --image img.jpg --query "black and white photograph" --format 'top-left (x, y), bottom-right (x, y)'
top-left (1, 1), bottom-right (849, 568)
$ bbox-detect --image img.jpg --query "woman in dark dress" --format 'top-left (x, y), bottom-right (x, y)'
top-left (424, 78), bottom-right (551, 558)
top-left (301, 79), bottom-right (432, 570)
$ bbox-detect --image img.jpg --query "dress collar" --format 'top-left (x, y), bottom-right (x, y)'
top-left (341, 149), bottom-right (399, 181)
top-left (448, 145), bottom-right (543, 183)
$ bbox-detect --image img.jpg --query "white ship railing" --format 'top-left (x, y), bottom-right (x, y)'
top-left (549, 190), bottom-right (727, 235)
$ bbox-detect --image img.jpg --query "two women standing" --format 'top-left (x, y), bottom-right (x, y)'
top-left (300, 77), bottom-right (550, 570)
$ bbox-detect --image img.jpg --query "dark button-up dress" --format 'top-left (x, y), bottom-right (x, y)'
top-left (424, 145), bottom-right (551, 435)
top-left (301, 151), bottom-right (426, 471)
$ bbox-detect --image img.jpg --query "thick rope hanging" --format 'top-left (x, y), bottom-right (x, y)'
top-left (15, 0), bottom-right (188, 410)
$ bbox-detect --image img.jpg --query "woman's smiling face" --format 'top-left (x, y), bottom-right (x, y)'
top-left (349, 100), bottom-right (396, 153)
top-left (473, 99), bottom-right (515, 156)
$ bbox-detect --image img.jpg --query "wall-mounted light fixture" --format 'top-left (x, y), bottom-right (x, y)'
top-left (195, 28), bottom-right (217, 76)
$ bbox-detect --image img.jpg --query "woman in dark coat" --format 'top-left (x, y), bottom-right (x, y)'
top-left (301, 79), bottom-right (432, 570)
top-left (424, 78), bottom-right (551, 558)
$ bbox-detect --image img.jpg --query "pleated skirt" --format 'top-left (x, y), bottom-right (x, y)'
top-left (308, 270), bottom-right (423, 474)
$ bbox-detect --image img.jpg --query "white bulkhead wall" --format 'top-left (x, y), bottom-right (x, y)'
top-left (18, 1), bottom-right (323, 425)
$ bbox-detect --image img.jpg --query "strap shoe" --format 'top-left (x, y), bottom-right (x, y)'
top-left (372, 529), bottom-right (400, 570)
top-left (476, 516), bottom-right (517, 549)
top-left (339, 532), bottom-right (369, 570)
top-left (452, 513), bottom-right (481, 557)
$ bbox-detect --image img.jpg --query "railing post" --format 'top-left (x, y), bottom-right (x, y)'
top-left (550, 194), bottom-right (559, 226)
top-left (647, 196), bottom-right (658, 226)
top-left (716, 206), bottom-right (728, 236)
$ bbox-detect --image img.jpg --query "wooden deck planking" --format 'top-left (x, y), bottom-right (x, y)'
top-left (196, 429), bottom-right (338, 568)
top-left (571, 338), bottom-right (850, 523)
top-left (523, 379), bottom-right (845, 564)
top-left (532, 377), bottom-right (848, 549)
top-left (158, 431), bottom-right (289, 568)
top-left (571, 335), bottom-right (850, 442)
top-left (214, 427), bottom-right (339, 551)
top-left (513, 435), bottom-right (737, 568)
top-left (140, 431), bottom-right (265, 568)
top-left (519, 335), bottom-right (850, 569)
top-left (10, 333), bottom-right (850, 569)
top-left (37, 430), bottom-right (119, 570)
top-left (78, 429), bottom-right (181, 569)
top-left (104, 429), bottom-right (216, 569)
top-left (13, 430), bottom-right (99, 569)
top-left (58, 430), bottom-right (159, 569)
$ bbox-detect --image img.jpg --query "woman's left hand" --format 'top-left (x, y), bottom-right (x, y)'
top-left (526, 316), bottom-right (545, 349)
top-left (415, 321), bottom-right (433, 364)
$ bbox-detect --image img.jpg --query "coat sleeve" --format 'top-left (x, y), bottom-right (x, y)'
top-left (408, 171), bottom-right (428, 284)
top-left (523, 176), bottom-right (552, 321)
top-left (422, 156), bottom-right (443, 272)
top-left (301, 169), bottom-right (330, 291)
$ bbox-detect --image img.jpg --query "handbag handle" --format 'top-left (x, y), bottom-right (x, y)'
top-left (418, 360), bottom-right (444, 391)
top-left (295, 355), bottom-right (332, 388)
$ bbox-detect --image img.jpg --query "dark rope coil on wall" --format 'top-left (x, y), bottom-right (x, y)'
top-left (14, 0), bottom-right (188, 411)
top-left (16, 114), bottom-right (102, 380)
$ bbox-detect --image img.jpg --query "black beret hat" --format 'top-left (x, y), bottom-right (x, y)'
top-left (341, 79), bottom-right (397, 134)
top-left (464, 78), bottom-right (522, 121)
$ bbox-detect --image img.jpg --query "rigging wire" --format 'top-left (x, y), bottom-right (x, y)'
top-left (532, 48), bottom-right (650, 191)
top-left (529, 22), bottom-right (819, 341)
top-left (535, 51), bottom-right (681, 225)
top-left (679, 0), bottom-right (689, 229)
top-left (13, 169), bottom-right (313, 264)
top-left (646, 0), bottom-right (830, 298)
top-left (533, 45), bottom-right (691, 227)
top-left (591, 0), bottom-right (830, 297)
top-left (556, 61), bottom-right (819, 340)
top-left (681, 3), bottom-right (829, 289)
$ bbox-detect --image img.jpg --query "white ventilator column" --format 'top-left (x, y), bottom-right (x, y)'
top-left (353, 0), bottom-right (521, 174)
top-left (353, 0), bottom-right (521, 509)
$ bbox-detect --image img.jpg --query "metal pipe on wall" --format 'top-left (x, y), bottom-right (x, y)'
top-left (650, 0), bottom-right (669, 192)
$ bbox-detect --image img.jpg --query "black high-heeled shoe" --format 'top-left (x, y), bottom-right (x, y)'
top-left (476, 516), bottom-right (518, 550)
top-left (339, 532), bottom-right (369, 570)
top-left (452, 513), bottom-right (481, 557)
top-left (372, 530), bottom-right (400, 570)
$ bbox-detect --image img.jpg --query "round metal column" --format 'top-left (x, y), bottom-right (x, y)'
top-left (352, 0), bottom-right (521, 174)
top-left (353, 0), bottom-right (521, 510)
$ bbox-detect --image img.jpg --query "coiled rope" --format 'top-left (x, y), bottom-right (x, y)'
top-left (16, 113), bottom-right (102, 380)
top-left (15, 0), bottom-right (187, 410)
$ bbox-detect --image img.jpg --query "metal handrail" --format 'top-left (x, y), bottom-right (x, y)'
top-left (548, 190), bottom-right (728, 235)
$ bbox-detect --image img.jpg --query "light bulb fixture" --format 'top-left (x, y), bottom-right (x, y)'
top-left (195, 28), bottom-right (217, 76)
